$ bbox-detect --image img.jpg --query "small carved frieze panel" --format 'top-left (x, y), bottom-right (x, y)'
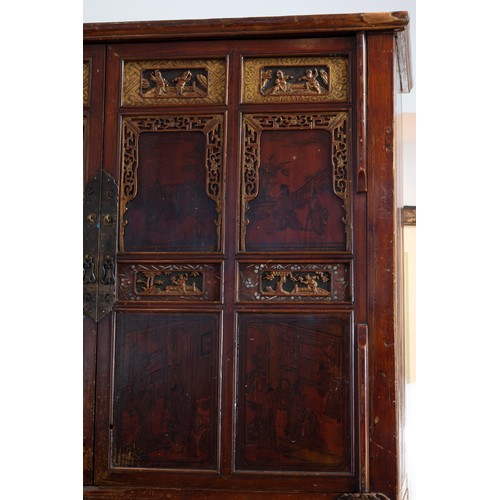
top-left (118, 263), bottom-right (221, 302)
top-left (238, 263), bottom-right (350, 302)
top-left (112, 312), bottom-right (220, 469)
top-left (122, 59), bottom-right (226, 106)
top-left (242, 56), bottom-right (348, 103)
top-left (235, 313), bottom-right (352, 472)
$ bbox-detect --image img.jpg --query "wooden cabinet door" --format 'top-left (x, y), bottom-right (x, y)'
top-left (83, 43), bottom-right (106, 485)
top-left (85, 34), bottom-right (373, 498)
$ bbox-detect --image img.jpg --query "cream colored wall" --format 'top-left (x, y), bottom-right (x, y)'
top-left (404, 225), bottom-right (416, 384)
top-left (401, 112), bottom-right (416, 384)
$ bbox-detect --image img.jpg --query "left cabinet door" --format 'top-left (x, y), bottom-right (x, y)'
top-left (83, 44), bottom-right (106, 485)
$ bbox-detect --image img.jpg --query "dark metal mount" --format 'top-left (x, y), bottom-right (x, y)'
top-left (83, 170), bottom-right (118, 322)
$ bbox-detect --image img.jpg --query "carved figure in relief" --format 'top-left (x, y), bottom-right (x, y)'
top-left (292, 274), bottom-right (322, 295)
top-left (270, 69), bottom-right (293, 94)
top-left (263, 271), bottom-right (330, 297)
top-left (150, 70), bottom-right (169, 96)
top-left (135, 270), bottom-right (202, 296)
top-left (298, 68), bottom-right (322, 93)
top-left (259, 66), bottom-right (331, 97)
top-left (140, 68), bottom-right (210, 99)
top-left (173, 70), bottom-right (193, 95)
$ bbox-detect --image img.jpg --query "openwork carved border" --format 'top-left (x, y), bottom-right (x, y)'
top-left (238, 263), bottom-right (350, 302)
top-left (241, 113), bottom-right (350, 251)
top-left (122, 59), bottom-right (226, 106)
top-left (242, 56), bottom-right (349, 103)
top-left (118, 263), bottom-right (221, 302)
top-left (120, 115), bottom-right (224, 251)
top-left (83, 61), bottom-right (90, 106)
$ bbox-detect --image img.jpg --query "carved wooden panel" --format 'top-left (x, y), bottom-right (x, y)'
top-left (241, 113), bottom-right (350, 252)
top-left (112, 312), bottom-right (220, 470)
top-left (235, 313), bottom-right (352, 472)
top-left (237, 262), bottom-right (350, 302)
top-left (83, 60), bottom-right (90, 106)
top-left (118, 263), bottom-right (222, 302)
top-left (122, 59), bottom-right (226, 106)
top-left (242, 56), bottom-right (349, 103)
top-left (120, 115), bottom-right (224, 252)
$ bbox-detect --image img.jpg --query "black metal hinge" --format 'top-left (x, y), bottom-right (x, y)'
top-left (83, 170), bottom-right (118, 322)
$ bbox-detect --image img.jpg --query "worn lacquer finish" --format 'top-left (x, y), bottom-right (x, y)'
top-left (112, 312), bottom-right (220, 470)
top-left (235, 313), bottom-right (352, 472)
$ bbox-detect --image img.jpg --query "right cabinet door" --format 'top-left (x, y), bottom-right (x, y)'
top-left (92, 33), bottom-right (368, 497)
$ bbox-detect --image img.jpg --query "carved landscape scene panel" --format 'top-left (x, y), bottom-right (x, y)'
top-left (235, 313), bottom-right (352, 472)
top-left (238, 262), bottom-right (350, 303)
top-left (241, 113), bottom-right (350, 252)
top-left (118, 263), bottom-right (222, 302)
top-left (120, 115), bottom-right (224, 252)
top-left (112, 312), bottom-right (220, 470)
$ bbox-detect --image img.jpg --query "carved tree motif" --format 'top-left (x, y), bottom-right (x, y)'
top-left (118, 263), bottom-right (221, 302)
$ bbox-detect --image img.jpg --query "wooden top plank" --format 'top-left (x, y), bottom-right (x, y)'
top-left (84, 11), bottom-right (409, 42)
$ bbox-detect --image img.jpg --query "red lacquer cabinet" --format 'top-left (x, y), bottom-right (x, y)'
top-left (83, 12), bottom-right (412, 500)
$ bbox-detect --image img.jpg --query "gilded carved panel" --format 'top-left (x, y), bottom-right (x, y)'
top-left (118, 263), bottom-right (222, 302)
top-left (122, 59), bottom-right (226, 106)
top-left (83, 60), bottom-right (90, 106)
top-left (238, 263), bottom-right (350, 303)
top-left (119, 115), bottom-right (224, 252)
top-left (242, 56), bottom-right (349, 103)
top-left (240, 113), bottom-right (350, 252)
